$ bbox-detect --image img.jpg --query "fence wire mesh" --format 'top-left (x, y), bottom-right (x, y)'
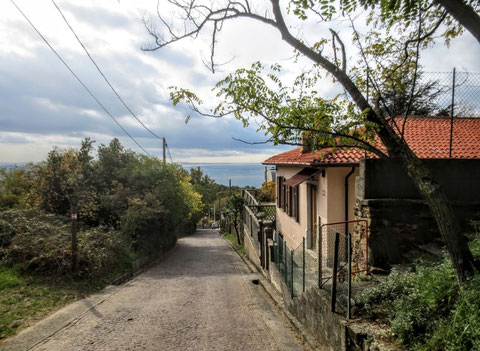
top-left (369, 71), bottom-right (480, 118)
top-left (319, 220), bottom-right (368, 287)
top-left (424, 71), bottom-right (480, 117)
top-left (273, 220), bottom-right (368, 306)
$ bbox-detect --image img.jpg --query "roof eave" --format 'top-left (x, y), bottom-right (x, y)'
top-left (262, 161), bottom-right (361, 167)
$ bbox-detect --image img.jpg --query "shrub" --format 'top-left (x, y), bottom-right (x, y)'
top-left (358, 237), bottom-right (480, 350)
top-left (257, 181), bottom-right (276, 202)
top-left (0, 209), bottom-right (133, 278)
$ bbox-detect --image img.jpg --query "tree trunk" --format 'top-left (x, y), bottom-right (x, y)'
top-left (436, 0), bottom-right (480, 45)
top-left (386, 134), bottom-right (479, 283)
top-left (234, 214), bottom-right (242, 245)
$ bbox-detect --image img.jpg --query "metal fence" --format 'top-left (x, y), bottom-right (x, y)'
top-left (273, 220), bottom-right (368, 318)
top-left (423, 71), bottom-right (480, 117)
top-left (319, 220), bottom-right (369, 288)
top-left (367, 70), bottom-right (480, 117)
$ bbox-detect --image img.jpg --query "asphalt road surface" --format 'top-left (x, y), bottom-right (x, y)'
top-left (32, 229), bottom-right (306, 351)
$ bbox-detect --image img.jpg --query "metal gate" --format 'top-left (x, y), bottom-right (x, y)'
top-left (318, 219), bottom-right (369, 287)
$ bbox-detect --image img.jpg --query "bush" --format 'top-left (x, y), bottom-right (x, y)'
top-left (257, 181), bottom-right (276, 202)
top-left (0, 209), bottom-right (133, 278)
top-left (358, 237), bottom-right (480, 350)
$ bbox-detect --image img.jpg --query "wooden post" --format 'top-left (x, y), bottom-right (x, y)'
top-left (163, 137), bottom-right (166, 164)
top-left (331, 232), bottom-right (340, 313)
top-left (71, 200), bottom-right (78, 274)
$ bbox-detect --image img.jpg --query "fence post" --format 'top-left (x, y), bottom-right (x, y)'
top-left (331, 232), bottom-right (340, 313)
top-left (302, 237), bottom-right (306, 293)
top-left (347, 233), bottom-right (352, 320)
top-left (449, 67), bottom-right (456, 158)
top-left (290, 249), bottom-right (294, 298)
top-left (70, 197), bottom-right (78, 274)
top-left (274, 232), bottom-right (278, 265)
top-left (318, 220), bottom-right (322, 288)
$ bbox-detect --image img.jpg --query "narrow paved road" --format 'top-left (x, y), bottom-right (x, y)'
top-left (33, 230), bottom-right (305, 351)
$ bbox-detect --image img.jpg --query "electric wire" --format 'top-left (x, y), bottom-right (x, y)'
top-left (9, 0), bottom-right (151, 156)
top-left (51, 0), bottom-right (164, 141)
top-left (166, 143), bottom-right (174, 163)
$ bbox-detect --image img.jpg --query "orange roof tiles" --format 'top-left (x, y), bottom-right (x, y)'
top-left (263, 117), bottom-right (480, 166)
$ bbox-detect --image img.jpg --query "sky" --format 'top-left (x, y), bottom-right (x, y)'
top-left (1, 0), bottom-right (480, 164)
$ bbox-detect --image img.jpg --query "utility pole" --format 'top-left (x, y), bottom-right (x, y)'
top-left (213, 203), bottom-right (216, 222)
top-left (163, 137), bottom-right (166, 164)
top-left (229, 179), bottom-right (232, 196)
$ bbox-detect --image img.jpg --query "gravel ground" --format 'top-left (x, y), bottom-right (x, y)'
top-left (32, 229), bottom-right (305, 351)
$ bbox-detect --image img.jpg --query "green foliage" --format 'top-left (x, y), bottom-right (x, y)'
top-left (0, 261), bottom-right (132, 340)
top-left (257, 181), bottom-right (276, 203)
top-left (358, 237), bottom-right (480, 350)
top-left (227, 194), bottom-right (245, 217)
top-left (0, 267), bottom-right (21, 290)
top-left (0, 138), bottom-right (205, 273)
top-left (223, 233), bottom-right (245, 255)
top-left (0, 165), bottom-right (41, 209)
top-left (171, 62), bottom-right (377, 154)
top-left (0, 209), bottom-right (131, 278)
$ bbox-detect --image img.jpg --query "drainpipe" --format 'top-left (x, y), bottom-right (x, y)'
top-left (344, 167), bottom-right (356, 223)
top-left (344, 167), bottom-right (356, 258)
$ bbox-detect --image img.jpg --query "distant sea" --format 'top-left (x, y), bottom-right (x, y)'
top-left (181, 163), bottom-right (273, 188)
top-left (0, 162), bottom-right (270, 188)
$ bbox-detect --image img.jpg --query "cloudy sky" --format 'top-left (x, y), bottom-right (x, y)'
top-left (1, 0), bottom-right (480, 164)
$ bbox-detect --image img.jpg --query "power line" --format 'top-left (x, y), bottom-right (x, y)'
top-left (166, 142), bottom-right (174, 163)
top-left (51, 0), bottom-right (164, 141)
top-left (9, 0), bottom-right (151, 156)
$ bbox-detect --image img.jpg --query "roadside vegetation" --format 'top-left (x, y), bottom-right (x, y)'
top-left (188, 166), bottom-right (243, 223)
top-left (0, 138), bottom-right (204, 340)
top-left (358, 231), bottom-right (480, 351)
top-left (223, 232), bottom-right (245, 256)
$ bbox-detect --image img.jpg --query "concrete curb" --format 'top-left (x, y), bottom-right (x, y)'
top-left (0, 244), bottom-right (178, 351)
top-left (221, 234), bottom-right (319, 351)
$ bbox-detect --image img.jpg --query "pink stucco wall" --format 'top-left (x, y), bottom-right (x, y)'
top-left (275, 165), bottom-right (359, 250)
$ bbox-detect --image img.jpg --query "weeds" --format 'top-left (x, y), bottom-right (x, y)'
top-left (358, 237), bottom-right (480, 350)
top-left (223, 232), bottom-right (246, 255)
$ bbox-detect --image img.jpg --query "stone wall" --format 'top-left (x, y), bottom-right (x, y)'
top-left (244, 230), bottom-right (262, 271)
top-left (355, 158), bottom-right (480, 268)
top-left (286, 287), bottom-right (347, 351)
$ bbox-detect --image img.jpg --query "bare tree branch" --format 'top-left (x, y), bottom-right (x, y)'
top-left (329, 29), bottom-right (346, 72)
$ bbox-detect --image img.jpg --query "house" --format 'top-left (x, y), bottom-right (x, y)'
top-left (263, 117), bottom-right (480, 267)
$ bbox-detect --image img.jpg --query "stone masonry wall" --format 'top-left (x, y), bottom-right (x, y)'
top-left (355, 158), bottom-right (480, 268)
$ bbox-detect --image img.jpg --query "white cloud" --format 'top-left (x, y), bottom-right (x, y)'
top-left (0, 0), bottom-right (478, 165)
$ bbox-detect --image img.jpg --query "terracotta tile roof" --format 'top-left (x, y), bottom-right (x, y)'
top-left (263, 117), bottom-right (480, 166)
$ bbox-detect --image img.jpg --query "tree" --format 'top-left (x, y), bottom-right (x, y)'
top-left (337, 0), bottom-right (480, 45)
top-left (144, 0), bottom-right (480, 283)
top-left (227, 194), bottom-right (245, 245)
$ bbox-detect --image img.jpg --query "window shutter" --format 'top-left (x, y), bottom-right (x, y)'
top-left (276, 176), bottom-right (281, 207)
top-left (295, 185), bottom-right (300, 222)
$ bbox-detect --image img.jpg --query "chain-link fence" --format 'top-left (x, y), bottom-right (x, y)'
top-left (273, 220), bottom-right (368, 317)
top-left (367, 70), bottom-right (480, 118)
top-left (319, 220), bottom-right (368, 288)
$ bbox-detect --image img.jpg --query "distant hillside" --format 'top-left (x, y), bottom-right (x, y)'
top-left (0, 162), bottom-right (27, 170)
